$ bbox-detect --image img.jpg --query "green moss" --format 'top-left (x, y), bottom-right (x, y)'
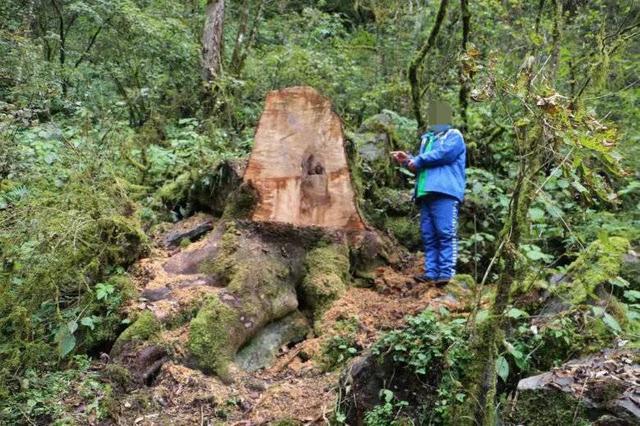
top-left (156, 171), bottom-right (192, 205)
top-left (221, 183), bottom-right (258, 220)
top-left (301, 243), bottom-right (350, 320)
top-left (449, 319), bottom-right (498, 426)
top-left (554, 236), bottom-right (630, 304)
top-left (103, 363), bottom-right (133, 388)
top-left (111, 311), bottom-right (161, 355)
top-left (187, 295), bottom-right (240, 379)
top-left (384, 216), bottom-right (421, 250)
top-left (199, 221), bottom-right (239, 277)
top-left (504, 390), bottom-right (590, 426)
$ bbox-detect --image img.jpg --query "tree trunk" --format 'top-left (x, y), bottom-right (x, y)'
top-left (458, 0), bottom-right (471, 132)
top-left (229, 0), bottom-right (265, 76)
top-left (244, 87), bottom-right (366, 230)
top-left (201, 0), bottom-right (225, 82)
top-left (408, 0), bottom-right (449, 133)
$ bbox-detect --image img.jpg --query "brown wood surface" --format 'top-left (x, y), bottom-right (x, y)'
top-left (244, 86), bottom-right (365, 229)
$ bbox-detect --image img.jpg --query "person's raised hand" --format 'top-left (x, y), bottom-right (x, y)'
top-left (390, 151), bottom-right (409, 165)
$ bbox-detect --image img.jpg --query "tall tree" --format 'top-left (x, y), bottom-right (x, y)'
top-left (408, 0), bottom-right (449, 132)
top-left (202, 0), bottom-right (225, 82)
top-left (458, 0), bottom-right (471, 131)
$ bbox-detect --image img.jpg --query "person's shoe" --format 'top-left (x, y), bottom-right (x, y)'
top-left (413, 274), bottom-right (436, 284)
top-left (433, 277), bottom-right (451, 287)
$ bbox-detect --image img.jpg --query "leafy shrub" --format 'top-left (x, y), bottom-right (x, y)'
top-left (0, 355), bottom-right (112, 424)
top-left (0, 169), bottom-right (147, 397)
top-left (372, 310), bottom-right (472, 423)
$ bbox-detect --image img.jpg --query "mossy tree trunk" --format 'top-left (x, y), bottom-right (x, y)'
top-left (465, 38), bottom-right (549, 426)
top-left (408, 0), bottom-right (449, 133)
top-left (458, 0), bottom-right (471, 132)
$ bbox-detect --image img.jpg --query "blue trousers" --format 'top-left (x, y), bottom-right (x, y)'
top-left (419, 193), bottom-right (460, 280)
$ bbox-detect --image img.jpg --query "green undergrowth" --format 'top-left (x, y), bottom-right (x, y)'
top-left (0, 173), bottom-right (148, 400)
top-left (553, 235), bottom-right (630, 304)
top-left (368, 309), bottom-right (473, 424)
top-left (318, 316), bottom-right (361, 371)
top-left (0, 355), bottom-right (113, 425)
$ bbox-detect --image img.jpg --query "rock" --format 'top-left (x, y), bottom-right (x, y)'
top-left (163, 221), bottom-right (227, 274)
top-left (243, 86), bottom-right (365, 230)
top-left (141, 286), bottom-right (171, 302)
top-left (508, 350), bottom-right (640, 425)
top-left (235, 311), bottom-right (310, 372)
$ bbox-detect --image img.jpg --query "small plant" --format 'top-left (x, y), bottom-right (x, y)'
top-left (364, 389), bottom-right (411, 426)
top-left (320, 334), bottom-right (360, 371)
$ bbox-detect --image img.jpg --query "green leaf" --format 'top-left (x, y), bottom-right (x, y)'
top-left (57, 330), bottom-right (76, 358)
top-left (528, 207), bottom-right (545, 222)
top-left (67, 320), bottom-right (78, 334)
top-left (80, 317), bottom-right (96, 330)
top-left (602, 313), bottom-right (622, 333)
top-left (624, 290), bottom-right (640, 302)
top-left (380, 389), bottom-right (394, 403)
top-left (609, 276), bottom-right (630, 288)
top-left (496, 356), bottom-right (509, 382)
top-left (506, 308), bottom-right (529, 319)
top-left (96, 283), bottom-right (115, 301)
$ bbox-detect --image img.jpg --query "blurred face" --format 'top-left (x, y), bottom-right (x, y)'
top-left (427, 101), bottom-right (452, 127)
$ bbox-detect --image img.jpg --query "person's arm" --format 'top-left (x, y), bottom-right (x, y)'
top-left (410, 130), bottom-right (464, 170)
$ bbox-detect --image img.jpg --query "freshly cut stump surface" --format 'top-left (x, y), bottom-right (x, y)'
top-left (244, 86), bottom-right (365, 229)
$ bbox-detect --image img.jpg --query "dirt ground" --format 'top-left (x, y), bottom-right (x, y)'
top-left (96, 215), bottom-right (472, 425)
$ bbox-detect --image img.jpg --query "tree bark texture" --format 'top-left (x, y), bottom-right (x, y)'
top-left (202, 0), bottom-right (225, 82)
top-left (458, 0), bottom-right (471, 131)
top-left (408, 0), bottom-right (449, 133)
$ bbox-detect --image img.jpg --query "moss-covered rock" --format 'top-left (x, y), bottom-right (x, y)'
top-left (554, 236), bottom-right (630, 304)
top-left (155, 159), bottom-right (249, 217)
top-left (384, 215), bottom-right (421, 250)
top-left (300, 243), bottom-right (350, 320)
top-left (505, 390), bottom-right (591, 425)
top-left (188, 295), bottom-right (240, 378)
top-left (111, 311), bottom-right (161, 356)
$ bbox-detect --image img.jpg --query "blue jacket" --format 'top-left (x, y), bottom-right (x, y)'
top-left (410, 125), bottom-right (466, 202)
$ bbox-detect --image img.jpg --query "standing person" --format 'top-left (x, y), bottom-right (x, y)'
top-left (392, 101), bottom-right (466, 286)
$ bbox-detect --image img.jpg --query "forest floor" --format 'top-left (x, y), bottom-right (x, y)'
top-left (81, 215), bottom-right (474, 425)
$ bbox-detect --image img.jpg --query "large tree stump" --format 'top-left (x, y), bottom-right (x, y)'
top-left (113, 87), bottom-right (399, 383)
top-left (244, 86), bottom-right (366, 230)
